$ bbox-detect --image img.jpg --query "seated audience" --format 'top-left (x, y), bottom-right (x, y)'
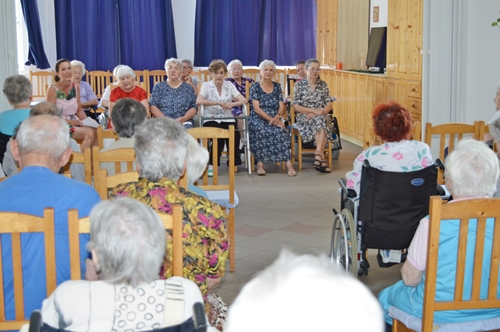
top-left (0, 75), bottom-right (32, 165)
top-left (150, 58), bottom-right (197, 128)
top-left (109, 65), bottom-right (150, 121)
top-left (249, 59), bottom-right (296, 177)
top-left (42, 198), bottom-right (215, 331)
top-left (226, 59), bottom-right (255, 132)
top-left (346, 101), bottom-right (433, 194)
top-left (100, 64), bottom-right (123, 108)
top-left (110, 117), bottom-right (228, 330)
top-left (379, 139), bottom-right (500, 328)
top-left (3, 102), bottom-right (85, 182)
top-left (71, 60), bottom-right (98, 114)
top-left (225, 250), bottom-right (384, 332)
top-left (47, 58), bottom-right (96, 150)
top-left (186, 134), bottom-right (209, 197)
top-left (292, 58), bottom-right (334, 173)
top-left (294, 59), bottom-right (306, 80)
top-left (0, 114), bottom-right (100, 319)
top-left (197, 59), bottom-right (247, 175)
top-left (181, 58), bottom-right (200, 94)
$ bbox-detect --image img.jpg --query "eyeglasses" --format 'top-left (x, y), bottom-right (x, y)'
top-left (307, 68), bottom-right (321, 73)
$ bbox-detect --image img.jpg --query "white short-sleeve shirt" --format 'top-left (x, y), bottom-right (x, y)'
top-left (199, 80), bottom-right (241, 123)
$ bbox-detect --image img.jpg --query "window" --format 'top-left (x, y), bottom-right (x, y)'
top-left (15, 1), bottom-right (29, 74)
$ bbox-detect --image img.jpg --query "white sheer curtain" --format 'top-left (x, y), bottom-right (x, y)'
top-left (0, 0), bottom-right (18, 112)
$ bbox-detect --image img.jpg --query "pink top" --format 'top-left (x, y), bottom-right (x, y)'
top-left (52, 84), bottom-right (79, 119)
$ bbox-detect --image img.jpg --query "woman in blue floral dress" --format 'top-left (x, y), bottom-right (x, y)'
top-left (150, 58), bottom-right (197, 128)
top-left (249, 60), bottom-right (296, 176)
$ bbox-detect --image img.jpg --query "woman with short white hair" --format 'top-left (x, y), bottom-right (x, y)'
top-left (109, 65), bottom-right (149, 122)
top-left (186, 134), bottom-right (209, 197)
top-left (70, 60), bottom-right (97, 112)
top-left (41, 198), bottom-right (210, 331)
top-left (150, 58), bottom-right (197, 128)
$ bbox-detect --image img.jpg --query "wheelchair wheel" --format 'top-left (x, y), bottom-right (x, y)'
top-left (330, 208), bottom-right (358, 277)
top-left (332, 149), bottom-right (340, 160)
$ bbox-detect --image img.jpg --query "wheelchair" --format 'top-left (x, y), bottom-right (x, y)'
top-left (331, 159), bottom-right (442, 277)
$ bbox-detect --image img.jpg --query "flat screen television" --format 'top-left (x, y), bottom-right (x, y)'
top-left (366, 27), bottom-right (387, 72)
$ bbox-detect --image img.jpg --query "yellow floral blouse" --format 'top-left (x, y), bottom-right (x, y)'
top-left (110, 177), bottom-right (228, 296)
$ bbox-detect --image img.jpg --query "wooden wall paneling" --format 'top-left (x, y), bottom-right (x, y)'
top-left (397, 0), bottom-right (409, 78)
top-left (328, 0), bottom-right (338, 66)
top-left (355, 75), bottom-right (367, 141)
top-left (316, 0), bottom-right (325, 64)
top-left (409, 0), bottom-right (423, 80)
top-left (337, 0), bottom-right (369, 70)
top-left (386, 0), bottom-right (398, 78)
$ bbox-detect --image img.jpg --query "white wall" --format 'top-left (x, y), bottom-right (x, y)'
top-left (171, 0), bottom-right (196, 62)
top-left (0, 0), bottom-right (18, 112)
top-left (36, 0), bottom-right (57, 70)
top-left (369, 0), bottom-right (388, 30)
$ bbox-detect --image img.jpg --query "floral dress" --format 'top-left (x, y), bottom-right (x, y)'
top-left (292, 78), bottom-right (333, 143)
top-left (226, 77), bottom-right (255, 116)
top-left (53, 84), bottom-right (79, 136)
top-left (345, 140), bottom-right (434, 194)
top-left (248, 82), bottom-right (291, 162)
top-left (150, 82), bottom-right (197, 128)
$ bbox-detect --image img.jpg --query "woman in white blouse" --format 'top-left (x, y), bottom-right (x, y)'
top-left (197, 59), bottom-right (247, 174)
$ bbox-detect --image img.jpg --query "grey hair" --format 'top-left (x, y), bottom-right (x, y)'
top-left (116, 65), bottom-right (136, 79)
top-left (30, 101), bottom-right (61, 117)
top-left (489, 119), bottom-right (500, 143)
top-left (228, 59), bottom-right (243, 71)
top-left (16, 115), bottom-right (70, 161)
top-left (164, 58), bottom-right (183, 73)
top-left (113, 64), bottom-right (125, 77)
top-left (70, 60), bottom-right (86, 76)
top-left (444, 139), bottom-right (500, 198)
top-left (305, 58), bottom-right (321, 69)
top-left (111, 98), bottom-right (147, 138)
top-left (225, 250), bottom-right (384, 332)
top-left (181, 59), bottom-right (193, 69)
top-left (134, 118), bottom-right (188, 181)
top-left (3, 75), bottom-right (32, 105)
top-left (86, 198), bottom-right (166, 288)
top-left (258, 59), bottom-right (276, 71)
top-left (186, 135), bottom-right (209, 185)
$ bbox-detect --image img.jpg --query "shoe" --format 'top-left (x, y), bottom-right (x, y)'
top-left (286, 161), bottom-right (296, 177)
top-left (207, 165), bottom-right (213, 177)
top-left (313, 154), bottom-right (331, 173)
top-left (256, 162), bottom-right (266, 176)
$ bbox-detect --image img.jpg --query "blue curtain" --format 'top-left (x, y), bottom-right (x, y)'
top-left (20, 0), bottom-right (51, 69)
top-left (54, 0), bottom-right (177, 72)
top-left (194, 0), bottom-right (316, 66)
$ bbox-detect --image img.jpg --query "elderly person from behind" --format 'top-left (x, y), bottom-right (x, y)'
top-left (249, 59), bottom-right (296, 177)
top-left (71, 60), bottom-right (98, 114)
top-left (181, 59), bottom-right (200, 94)
top-left (109, 65), bottom-right (150, 121)
top-left (150, 58), bottom-right (197, 128)
top-left (42, 198), bottom-right (214, 331)
top-left (345, 101), bottom-right (433, 195)
top-left (0, 75), bottom-right (33, 164)
top-left (110, 117), bottom-right (228, 330)
top-left (225, 250), bottom-right (384, 332)
top-left (379, 139), bottom-right (500, 329)
top-left (292, 58), bottom-right (334, 173)
top-left (197, 59), bottom-right (247, 174)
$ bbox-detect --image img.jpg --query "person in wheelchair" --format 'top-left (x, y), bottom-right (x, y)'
top-left (345, 101), bottom-right (433, 195)
top-left (378, 139), bottom-right (500, 329)
top-left (41, 198), bottom-right (213, 331)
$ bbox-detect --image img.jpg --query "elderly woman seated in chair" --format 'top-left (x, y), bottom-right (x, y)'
top-left (345, 101), bottom-right (433, 195)
top-left (41, 198), bottom-right (211, 331)
top-left (378, 139), bottom-right (500, 330)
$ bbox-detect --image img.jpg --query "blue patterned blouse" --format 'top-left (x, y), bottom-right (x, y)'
top-left (150, 82), bottom-right (197, 126)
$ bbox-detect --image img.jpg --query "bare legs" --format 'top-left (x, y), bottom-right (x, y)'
top-left (71, 127), bottom-right (96, 150)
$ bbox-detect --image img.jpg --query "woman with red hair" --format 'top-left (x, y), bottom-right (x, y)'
top-left (345, 101), bottom-right (433, 194)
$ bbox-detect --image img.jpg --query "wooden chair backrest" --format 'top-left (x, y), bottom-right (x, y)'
top-left (29, 71), bottom-right (54, 98)
top-left (424, 121), bottom-right (485, 184)
top-left (87, 70), bottom-right (114, 99)
top-left (97, 169), bottom-right (139, 200)
top-left (197, 70), bottom-right (211, 84)
top-left (68, 204), bottom-right (183, 280)
top-left (149, 70), bottom-right (167, 95)
top-left (243, 68), bottom-right (260, 82)
top-left (363, 121), bottom-right (422, 149)
top-left (62, 148), bottom-right (92, 185)
top-left (97, 127), bottom-right (119, 150)
top-left (245, 82), bottom-right (255, 110)
top-left (0, 208), bottom-right (56, 329)
top-left (421, 196), bottom-right (500, 331)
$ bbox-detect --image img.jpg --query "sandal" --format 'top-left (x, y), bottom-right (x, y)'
top-left (314, 154), bottom-right (331, 173)
top-left (286, 161), bottom-right (296, 177)
top-left (256, 162), bottom-right (266, 176)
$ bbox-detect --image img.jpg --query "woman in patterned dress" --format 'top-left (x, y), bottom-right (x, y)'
top-left (249, 60), bottom-right (296, 176)
top-left (345, 101), bottom-right (433, 194)
top-left (46, 59), bottom-right (96, 149)
top-left (226, 59), bottom-right (255, 134)
top-left (292, 58), bottom-right (334, 173)
top-left (151, 58), bottom-right (198, 128)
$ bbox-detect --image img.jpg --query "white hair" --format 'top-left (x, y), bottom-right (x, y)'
top-left (116, 65), bottom-right (136, 79)
top-left (186, 135), bottom-right (209, 185)
top-left (70, 60), bottom-right (86, 76)
top-left (134, 118), bottom-right (188, 181)
top-left (87, 198), bottom-right (166, 288)
top-left (16, 115), bottom-right (70, 162)
top-left (258, 59), bottom-right (276, 71)
top-left (113, 64), bottom-right (125, 77)
top-left (225, 250), bottom-right (384, 332)
top-left (444, 139), bottom-right (500, 198)
top-left (228, 59), bottom-right (243, 71)
top-left (164, 58), bottom-right (183, 72)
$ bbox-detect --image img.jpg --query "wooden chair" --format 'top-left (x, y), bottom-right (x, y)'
top-left (0, 208), bottom-right (56, 330)
top-left (92, 146), bottom-right (136, 198)
top-left (29, 71), bottom-right (54, 98)
top-left (188, 126), bottom-right (237, 272)
top-left (363, 121), bottom-right (422, 149)
top-left (96, 169), bottom-right (139, 200)
top-left (392, 196), bottom-right (500, 331)
top-left (96, 126), bottom-right (119, 150)
top-left (134, 70), bottom-right (149, 94)
top-left (242, 68), bottom-right (260, 82)
top-left (62, 147), bottom-right (92, 185)
top-left (196, 69), bottom-right (211, 84)
top-left (424, 121), bottom-right (485, 184)
top-left (148, 69), bottom-right (167, 97)
top-left (68, 204), bottom-right (183, 280)
top-left (86, 70), bottom-right (113, 99)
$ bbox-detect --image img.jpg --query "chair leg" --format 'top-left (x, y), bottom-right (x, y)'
top-left (229, 209), bottom-right (235, 272)
top-left (327, 141), bottom-right (333, 169)
top-left (298, 135), bottom-right (303, 170)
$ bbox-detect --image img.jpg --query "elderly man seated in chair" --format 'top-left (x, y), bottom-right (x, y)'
top-left (379, 139), bottom-right (500, 330)
top-left (0, 114), bottom-right (101, 320)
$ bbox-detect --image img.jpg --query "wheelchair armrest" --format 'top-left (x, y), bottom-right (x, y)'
top-left (193, 302), bottom-right (208, 332)
top-left (435, 158), bottom-right (444, 170)
top-left (338, 178), bottom-right (357, 198)
top-left (436, 184), bottom-right (445, 196)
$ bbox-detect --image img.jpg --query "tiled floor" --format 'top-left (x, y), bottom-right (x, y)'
top-left (214, 141), bottom-right (401, 305)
